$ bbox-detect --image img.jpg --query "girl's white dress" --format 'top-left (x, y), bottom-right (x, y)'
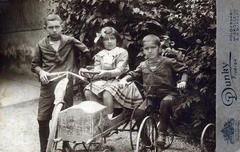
top-left (84, 47), bottom-right (143, 109)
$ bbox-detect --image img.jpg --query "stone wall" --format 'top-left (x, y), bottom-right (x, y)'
top-left (0, 0), bottom-right (55, 75)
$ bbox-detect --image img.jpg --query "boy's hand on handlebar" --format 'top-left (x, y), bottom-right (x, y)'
top-left (39, 70), bottom-right (50, 84)
top-left (177, 81), bottom-right (186, 89)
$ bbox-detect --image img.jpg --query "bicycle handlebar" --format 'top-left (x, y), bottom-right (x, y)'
top-left (80, 70), bottom-right (100, 75)
top-left (48, 71), bottom-right (89, 83)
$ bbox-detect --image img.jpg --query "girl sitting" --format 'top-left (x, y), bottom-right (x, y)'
top-left (80, 26), bottom-right (143, 119)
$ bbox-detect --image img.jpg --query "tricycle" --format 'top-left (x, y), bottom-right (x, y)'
top-left (45, 70), bottom-right (215, 152)
top-left (45, 71), bottom-right (142, 152)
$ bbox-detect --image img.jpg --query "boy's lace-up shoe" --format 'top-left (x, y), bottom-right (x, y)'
top-left (156, 132), bottom-right (166, 148)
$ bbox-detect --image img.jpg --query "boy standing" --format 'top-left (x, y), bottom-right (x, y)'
top-left (31, 14), bottom-right (90, 152)
top-left (120, 34), bottom-right (188, 147)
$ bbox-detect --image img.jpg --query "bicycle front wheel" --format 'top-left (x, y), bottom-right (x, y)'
top-left (46, 103), bottom-right (64, 152)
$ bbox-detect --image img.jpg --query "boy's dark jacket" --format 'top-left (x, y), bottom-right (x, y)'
top-left (31, 34), bottom-right (90, 76)
top-left (127, 56), bottom-right (188, 97)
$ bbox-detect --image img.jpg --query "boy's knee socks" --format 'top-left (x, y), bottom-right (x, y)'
top-left (159, 99), bottom-right (173, 133)
top-left (38, 120), bottom-right (50, 152)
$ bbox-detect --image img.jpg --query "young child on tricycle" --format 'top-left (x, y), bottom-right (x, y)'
top-left (119, 34), bottom-right (188, 147)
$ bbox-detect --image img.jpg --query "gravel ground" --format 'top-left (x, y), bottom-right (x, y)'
top-left (0, 100), bottom-right (39, 152)
top-left (0, 99), bottom-right (201, 152)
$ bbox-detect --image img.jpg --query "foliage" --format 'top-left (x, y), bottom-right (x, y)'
top-left (55, 0), bottom-right (216, 136)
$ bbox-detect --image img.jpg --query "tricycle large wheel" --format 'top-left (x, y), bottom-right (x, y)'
top-left (136, 116), bottom-right (158, 152)
top-left (156, 121), bottom-right (174, 149)
top-left (129, 106), bottom-right (140, 150)
top-left (200, 123), bottom-right (215, 152)
top-left (46, 103), bottom-right (64, 152)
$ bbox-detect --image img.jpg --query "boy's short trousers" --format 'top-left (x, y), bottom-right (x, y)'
top-left (37, 79), bottom-right (73, 121)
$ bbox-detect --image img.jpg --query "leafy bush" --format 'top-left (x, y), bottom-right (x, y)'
top-left (55, 0), bottom-right (216, 137)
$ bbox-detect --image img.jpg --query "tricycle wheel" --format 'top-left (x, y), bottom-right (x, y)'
top-left (136, 116), bottom-right (158, 152)
top-left (156, 121), bottom-right (174, 149)
top-left (200, 123), bottom-right (215, 152)
top-left (129, 106), bottom-right (140, 150)
top-left (46, 103), bottom-right (64, 152)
